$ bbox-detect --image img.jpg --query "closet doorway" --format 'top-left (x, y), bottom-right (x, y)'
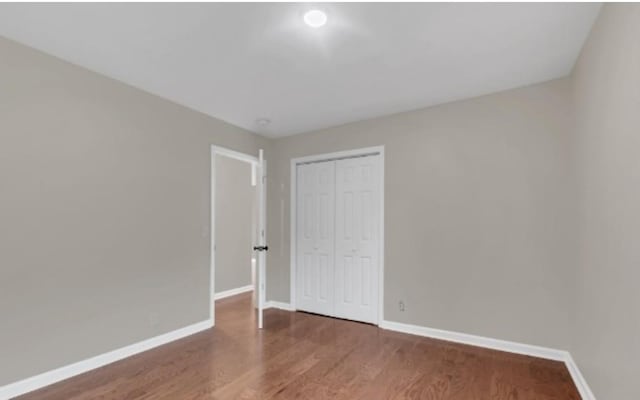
top-left (290, 147), bottom-right (384, 325)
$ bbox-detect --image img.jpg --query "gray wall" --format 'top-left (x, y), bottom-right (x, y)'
top-left (0, 36), bottom-right (270, 385)
top-left (215, 155), bottom-right (254, 293)
top-left (5, 6), bottom-right (639, 396)
top-left (571, 4), bottom-right (640, 399)
top-left (267, 78), bottom-right (575, 350)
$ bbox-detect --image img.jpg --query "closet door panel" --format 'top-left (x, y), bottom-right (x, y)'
top-left (334, 156), bottom-right (379, 324)
top-left (297, 164), bottom-right (316, 311)
top-left (296, 161), bottom-right (335, 316)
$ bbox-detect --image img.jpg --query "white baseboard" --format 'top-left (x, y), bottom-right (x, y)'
top-left (564, 353), bottom-right (596, 400)
top-left (264, 301), bottom-right (295, 311)
top-left (379, 320), bottom-right (566, 360)
top-left (214, 284), bottom-right (254, 300)
top-left (379, 320), bottom-right (596, 400)
top-left (1, 312), bottom-right (595, 400)
top-left (0, 319), bottom-right (213, 400)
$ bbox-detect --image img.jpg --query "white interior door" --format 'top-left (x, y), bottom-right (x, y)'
top-left (296, 161), bottom-right (335, 316)
top-left (255, 149), bottom-right (267, 329)
top-left (334, 155), bottom-right (380, 324)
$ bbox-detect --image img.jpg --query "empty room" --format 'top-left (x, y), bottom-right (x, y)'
top-left (1, 2), bottom-right (637, 400)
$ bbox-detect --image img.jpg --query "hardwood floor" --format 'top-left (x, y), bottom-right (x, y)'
top-left (17, 293), bottom-right (581, 399)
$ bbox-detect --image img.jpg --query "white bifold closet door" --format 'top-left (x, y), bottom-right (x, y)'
top-left (296, 161), bottom-right (335, 317)
top-left (296, 154), bottom-right (379, 324)
top-left (333, 156), bottom-right (379, 324)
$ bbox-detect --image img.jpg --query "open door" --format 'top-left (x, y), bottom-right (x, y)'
top-left (253, 149), bottom-right (267, 329)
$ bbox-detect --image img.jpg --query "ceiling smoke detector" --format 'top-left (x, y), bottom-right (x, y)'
top-left (256, 118), bottom-right (271, 127)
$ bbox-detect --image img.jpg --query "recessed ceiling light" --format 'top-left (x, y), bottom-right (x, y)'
top-left (304, 10), bottom-right (327, 28)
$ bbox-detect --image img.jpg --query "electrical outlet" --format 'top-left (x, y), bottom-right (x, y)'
top-left (399, 300), bottom-right (405, 312)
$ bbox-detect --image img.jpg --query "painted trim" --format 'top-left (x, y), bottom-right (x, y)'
top-left (210, 146), bottom-right (216, 324)
top-left (289, 146), bottom-right (385, 324)
top-left (380, 319), bottom-right (596, 400)
top-left (289, 157), bottom-right (296, 311)
top-left (290, 146), bottom-right (385, 165)
top-left (212, 146), bottom-right (259, 167)
top-left (214, 284), bottom-right (254, 300)
top-left (378, 148), bottom-right (385, 324)
top-left (264, 301), bottom-right (295, 312)
top-left (565, 353), bottom-right (597, 400)
top-left (1, 313), bottom-right (595, 400)
top-left (210, 145), bottom-right (260, 328)
top-left (0, 319), bottom-right (213, 400)
top-left (379, 320), bottom-right (566, 360)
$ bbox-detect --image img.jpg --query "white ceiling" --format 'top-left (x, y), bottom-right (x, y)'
top-left (0, 3), bottom-right (601, 138)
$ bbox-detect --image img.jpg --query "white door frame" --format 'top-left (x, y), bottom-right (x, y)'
top-left (210, 145), bottom-right (260, 325)
top-left (289, 145), bottom-right (385, 325)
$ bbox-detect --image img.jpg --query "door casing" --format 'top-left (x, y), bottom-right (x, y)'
top-left (211, 145), bottom-right (264, 327)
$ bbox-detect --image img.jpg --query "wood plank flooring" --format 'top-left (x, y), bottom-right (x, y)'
top-left (16, 293), bottom-right (581, 399)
